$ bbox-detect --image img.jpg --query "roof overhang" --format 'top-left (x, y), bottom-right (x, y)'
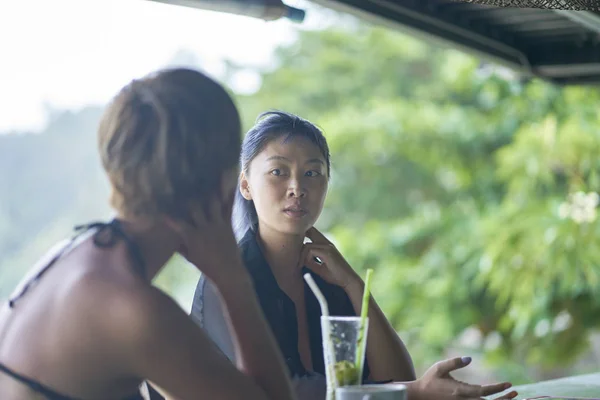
top-left (146, 0), bottom-right (600, 85)
top-left (312, 0), bottom-right (600, 85)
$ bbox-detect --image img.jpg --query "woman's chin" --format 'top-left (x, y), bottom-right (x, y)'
top-left (278, 220), bottom-right (313, 236)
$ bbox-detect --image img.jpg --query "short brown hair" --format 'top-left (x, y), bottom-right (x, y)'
top-left (98, 68), bottom-right (241, 222)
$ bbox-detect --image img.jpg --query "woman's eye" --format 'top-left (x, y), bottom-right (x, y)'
top-left (305, 170), bottom-right (322, 177)
top-left (270, 169), bottom-right (282, 176)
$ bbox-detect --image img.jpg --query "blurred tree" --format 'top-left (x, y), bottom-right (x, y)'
top-left (1, 11), bottom-right (599, 384)
top-left (235, 22), bottom-right (600, 381)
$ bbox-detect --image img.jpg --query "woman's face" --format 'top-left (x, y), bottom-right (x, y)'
top-left (241, 135), bottom-right (328, 236)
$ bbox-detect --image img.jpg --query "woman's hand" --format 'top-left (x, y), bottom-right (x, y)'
top-left (299, 227), bottom-right (361, 289)
top-left (165, 196), bottom-right (244, 285)
top-left (301, 227), bottom-right (416, 381)
top-left (411, 357), bottom-right (517, 400)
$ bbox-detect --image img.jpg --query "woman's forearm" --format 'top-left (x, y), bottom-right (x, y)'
top-left (344, 278), bottom-right (416, 382)
top-left (215, 274), bottom-right (296, 400)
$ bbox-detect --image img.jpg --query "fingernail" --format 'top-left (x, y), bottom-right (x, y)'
top-left (505, 383), bottom-right (512, 389)
top-left (461, 356), bottom-right (472, 364)
top-left (509, 391), bottom-right (518, 398)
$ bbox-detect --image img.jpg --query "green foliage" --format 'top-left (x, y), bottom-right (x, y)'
top-left (237, 21), bottom-right (600, 378)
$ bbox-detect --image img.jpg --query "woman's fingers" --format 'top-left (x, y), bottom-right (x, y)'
top-left (479, 382), bottom-right (513, 397)
top-left (305, 226), bottom-right (332, 245)
top-left (297, 245), bottom-right (311, 269)
top-left (164, 200), bottom-right (218, 242)
top-left (221, 190), bottom-right (235, 219)
top-left (164, 217), bottom-right (191, 241)
top-left (433, 357), bottom-right (473, 376)
top-left (303, 246), bottom-right (326, 268)
top-left (452, 380), bottom-right (486, 397)
top-left (491, 390), bottom-right (518, 399)
top-left (420, 357), bottom-right (515, 400)
top-left (302, 243), bottom-right (331, 255)
top-left (303, 243), bottom-right (334, 265)
top-left (207, 196), bottom-right (222, 222)
top-left (454, 381), bottom-right (512, 398)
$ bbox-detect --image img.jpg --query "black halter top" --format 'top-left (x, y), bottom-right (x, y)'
top-left (0, 219), bottom-right (145, 400)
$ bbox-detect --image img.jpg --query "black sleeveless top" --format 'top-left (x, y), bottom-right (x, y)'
top-left (0, 219), bottom-right (145, 400)
top-left (192, 228), bottom-right (371, 380)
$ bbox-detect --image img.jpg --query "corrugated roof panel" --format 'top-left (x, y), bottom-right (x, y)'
top-left (313, 0), bottom-right (600, 84)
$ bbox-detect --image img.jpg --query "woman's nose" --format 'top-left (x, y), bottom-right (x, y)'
top-left (287, 179), bottom-right (306, 198)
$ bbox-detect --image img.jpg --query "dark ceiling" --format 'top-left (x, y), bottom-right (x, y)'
top-left (312, 0), bottom-right (600, 85)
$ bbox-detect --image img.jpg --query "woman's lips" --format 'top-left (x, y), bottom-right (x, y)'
top-left (283, 207), bottom-right (308, 218)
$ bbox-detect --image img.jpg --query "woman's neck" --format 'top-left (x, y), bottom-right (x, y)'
top-left (116, 216), bottom-right (180, 281)
top-left (257, 224), bottom-right (305, 290)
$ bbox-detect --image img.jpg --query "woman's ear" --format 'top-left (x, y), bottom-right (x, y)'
top-left (239, 172), bottom-right (252, 200)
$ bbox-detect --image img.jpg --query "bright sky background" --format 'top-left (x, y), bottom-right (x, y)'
top-left (0, 0), bottom-right (319, 133)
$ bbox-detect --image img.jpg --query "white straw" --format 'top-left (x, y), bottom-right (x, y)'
top-left (304, 273), bottom-right (336, 398)
top-left (304, 273), bottom-right (329, 316)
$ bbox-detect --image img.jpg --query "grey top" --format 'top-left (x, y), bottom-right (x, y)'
top-left (190, 275), bottom-right (236, 362)
top-left (191, 276), bottom-right (327, 400)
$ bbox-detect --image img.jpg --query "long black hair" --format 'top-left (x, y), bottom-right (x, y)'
top-left (232, 110), bottom-right (331, 240)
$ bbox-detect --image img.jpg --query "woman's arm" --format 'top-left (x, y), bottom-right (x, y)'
top-left (343, 277), bottom-right (415, 381)
top-left (128, 199), bottom-right (295, 399)
top-left (212, 273), bottom-right (296, 399)
top-left (397, 358), bottom-right (517, 400)
top-left (196, 276), bottom-right (329, 400)
top-left (117, 276), bottom-right (295, 400)
top-left (302, 227), bottom-right (414, 382)
top-left (302, 228), bottom-right (516, 400)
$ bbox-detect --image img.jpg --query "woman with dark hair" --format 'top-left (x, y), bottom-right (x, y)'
top-left (0, 70), bottom-right (295, 400)
top-left (191, 111), bottom-right (517, 400)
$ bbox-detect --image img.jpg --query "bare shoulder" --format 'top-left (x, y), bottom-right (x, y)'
top-left (93, 278), bottom-right (271, 400)
top-left (61, 242), bottom-right (186, 348)
top-left (96, 280), bottom-right (184, 347)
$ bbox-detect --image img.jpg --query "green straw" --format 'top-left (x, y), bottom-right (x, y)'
top-left (355, 268), bottom-right (373, 380)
